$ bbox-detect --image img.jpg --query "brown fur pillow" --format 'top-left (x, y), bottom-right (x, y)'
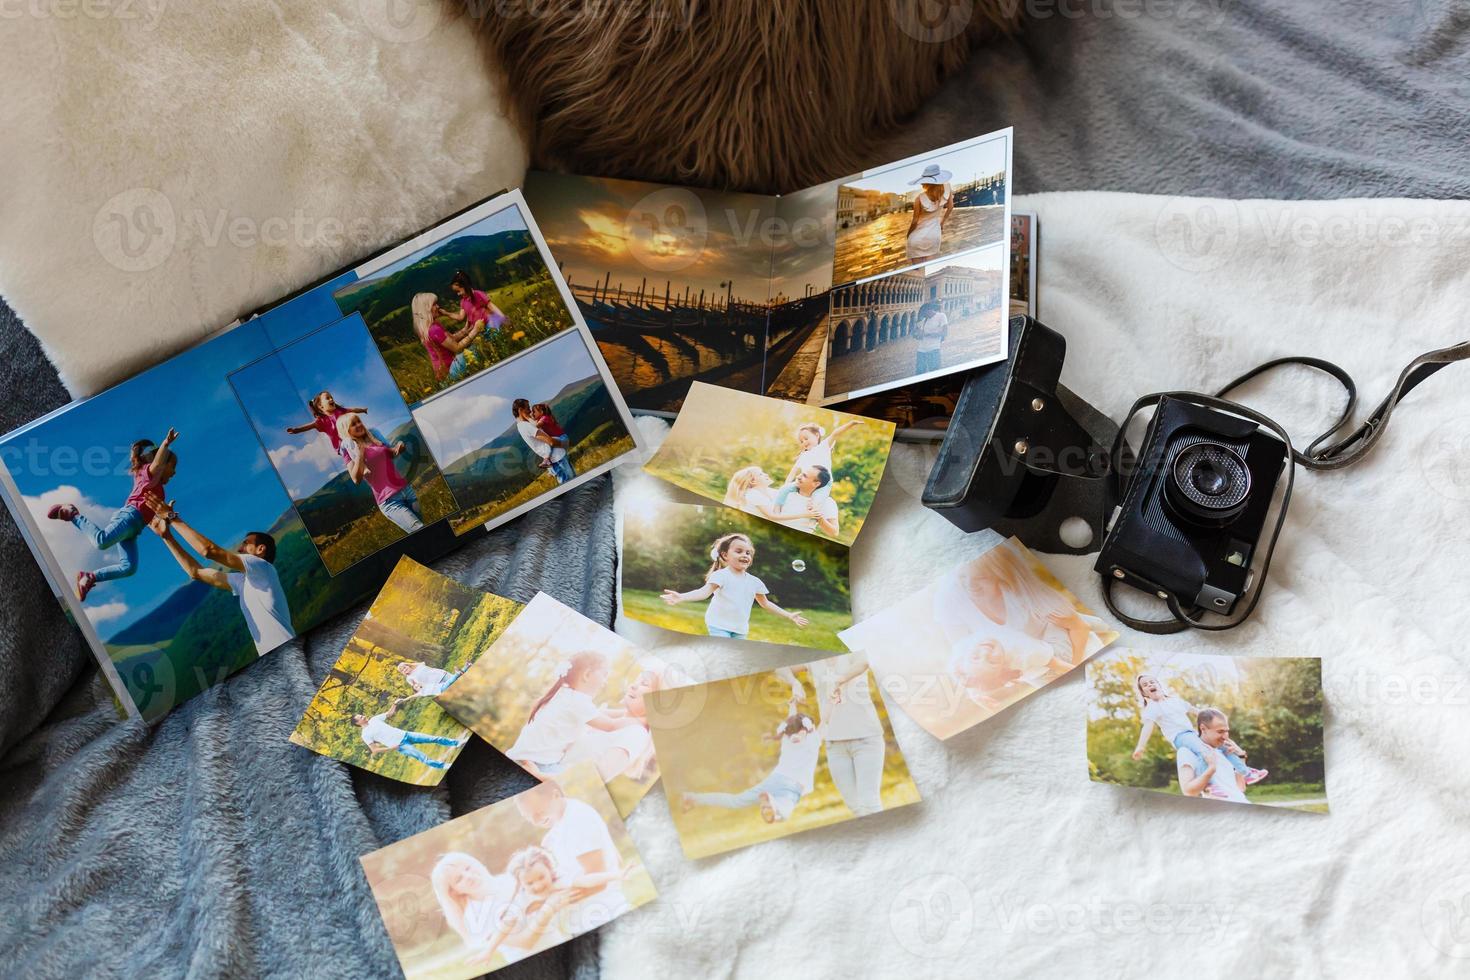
top-left (467, 0), bottom-right (1017, 193)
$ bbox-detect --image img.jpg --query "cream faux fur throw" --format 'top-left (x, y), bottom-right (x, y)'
top-left (0, 2), bottom-right (526, 397)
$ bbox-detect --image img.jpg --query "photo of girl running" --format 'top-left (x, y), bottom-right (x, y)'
top-left (47, 427), bottom-right (179, 601)
top-left (680, 703), bottom-right (822, 824)
top-left (337, 412), bottom-right (425, 533)
top-left (283, 390), bottom-right (368, 464)
top-left (660, 532), bottom-right (810, 640)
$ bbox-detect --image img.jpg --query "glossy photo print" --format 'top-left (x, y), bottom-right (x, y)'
top-left (642, 382), bottom-right (895, 547)
top-left (838, 535), bottom-right (1118, 740)
top-left (436, 592), bottom-right (668, 817)
top-left (290, 558), bottom-right (522, 785)
top-left (229, 313), bottom-right (459, 575)
top-left (646, 653), bottom-right (920, 859)
top-left (820, 244), bottom-right (1007, 404)
top-left (620, 497), bottom-right (853, 651)
top-left (409, 329), bottom-right (639, 534)
top-left (830, 128), bottom-right (1012, 286)
top-left (361, 763), bottom-right (656, 980)
top-left (332, 200), bottom-right (577, 406)
top-left (1086, 649), bottom-right (1327, 813)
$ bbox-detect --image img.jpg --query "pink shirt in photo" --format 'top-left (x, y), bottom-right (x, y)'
top-left (312, 408), bottom-right (349, 451)
top-left (460, 289), bottom-right (492, 326)
top-left (424, 322), bottom-right (454, 376)
top-left (359, 443), bottom-right (407, 504)
top-left (125, 466), bottom-right (165, 522)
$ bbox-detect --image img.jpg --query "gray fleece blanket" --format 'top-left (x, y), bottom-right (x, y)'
top-left (4, 1), bottom-right (1469, 976)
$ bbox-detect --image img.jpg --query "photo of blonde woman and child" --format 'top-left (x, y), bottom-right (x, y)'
top-left (436, 592), bottom-right (674, 817)
top-left (830, 128), bottom-right (1011, 286)
top-left (620, 497), bottom-right (853, 651)
top-left (290, 558), bottom-right (522, 785)
top-left (362, 763), bottom-right (656, 980)
top-left (643, 382), bottom-right (896, 547)
top-left (1086, 650), bottom-right (1328, 812)
top-left (409, 329), bottom-right (640, 535)
top-left (838, 535), bottom-right (1118, 741)
top-left (646, 653), bottom-right (920, 858)
top-left (231, 314), bottom-right (461, 574)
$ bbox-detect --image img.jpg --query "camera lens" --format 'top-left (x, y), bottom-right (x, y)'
top-left (1166, 441), bottom-right (1251, 526)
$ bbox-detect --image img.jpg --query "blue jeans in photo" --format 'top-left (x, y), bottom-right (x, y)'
top-left (73, 505), bottom-right (144, 582)
top-left (396, 730), bottom-right (461, 770)
top-left (448, 350), bottom-right (472, 382)
top-left (378, 485), bottom-right (424, 533)
top-left (549, 455), bottom-right (575, 484)
top-left (690, 771), bottom-right (804, 815)
top-left (1174, 730), bottom-right (1248, 776)
top-left (706, 626), bottom-right (747, 639)
top-left (915, 349), bottom-right (942, 374)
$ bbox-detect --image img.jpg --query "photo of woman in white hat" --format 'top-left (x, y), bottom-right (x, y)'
top-left (905, 163), bottom-right (955, 263)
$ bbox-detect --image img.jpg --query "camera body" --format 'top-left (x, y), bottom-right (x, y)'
top-left (1095, 395), bottom-right (1288, 616)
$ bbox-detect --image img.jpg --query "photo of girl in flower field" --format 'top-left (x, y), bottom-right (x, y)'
top-left (332, 203), bottom-right (576, 406)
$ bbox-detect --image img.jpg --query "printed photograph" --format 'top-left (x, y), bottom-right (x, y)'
top-left (620, 498), bottom-right (853, 651)
top-left (1086, 649), bottom-right (1327, 812)
top-left (823, 211), bottom-right (1034, 433)
top-left (436, 592), bottom-right (670, 817)
top-left (361, 763), bottom-right (656, 980)
top-left (290, 557), bottom-right (521, 785)
top-left (821, 244), bottom-right (1007, 403)
top-left (522, 171), bottom-right (781, 413)
top-left (0, 324), bottom-right (333, 721)
top-left (830, 129), bottom-right (1011, 286)
top-left (230, 314), bottom-right (459, 575)
top-left (838, 536), bottom-right (1118, 740)
top-left (642, 382), bottom-right (895, 547)
top-left (331, 202), bottom-right (576, 406)
top-left (646, 653), bottom-right (920, 859)
top-left (409, 329), bottom-right (638, 534)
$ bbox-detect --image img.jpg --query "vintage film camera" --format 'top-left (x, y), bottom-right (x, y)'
top-left (922, 315), bottom-right (1468, 633)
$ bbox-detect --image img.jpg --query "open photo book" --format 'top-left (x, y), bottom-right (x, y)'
top-left (523, 127), bottom-right (1025, 432)
top-left (0, 189), bottom-right (642, 722)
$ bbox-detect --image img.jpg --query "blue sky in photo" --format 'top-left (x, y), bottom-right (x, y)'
top-left (254, 271), bottom-right (359, 348)
top-left (230, 314), bottom-right (413, 500)
top-left (412, 330), bottom-right (600, 467)
top-left (355, 204), bottom-right (529, 284)
top-left (1, 324), bottom-right (300, 637)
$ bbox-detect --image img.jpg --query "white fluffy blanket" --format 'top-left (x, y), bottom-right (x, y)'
top-left (610, 193), bottom-right (1470, 978)
top-left (0, 2), bottom-right (525, 397)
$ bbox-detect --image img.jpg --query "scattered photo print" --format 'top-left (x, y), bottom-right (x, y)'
top-left (409, 329), bottom-right (638, 534)
top-left (820, 244), bottom-right (1007, 404)
top-left (643, 382), bottom-right (895, 547)
top-left (838, 536), bottom-right (1118, 740)
top-left (620, 497), bottom-right (853, 650)
top-left (521, 171), bottom-right (780, 413)
top-left (831, 128), bottom-right (1011, 286)
top-left (1086, 649), bottom-right (1327, 812)
top-left (437, 592), bottom-right (667, 817)
top-left (230, 314), bottom-right (459, 575)
top-left (361, 763), bottom-right (656, 980)
top-left (646, 653), bottom-right (920, 859)
top-left (290, 557), bottom-right (521, 785)
top-left (332, 201), bottom-right (577, 406)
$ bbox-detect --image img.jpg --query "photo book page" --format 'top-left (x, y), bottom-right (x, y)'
top-left (523, 127), bottom-right (1015, 422)
top-left (0, 189), bottom-right (642, 722)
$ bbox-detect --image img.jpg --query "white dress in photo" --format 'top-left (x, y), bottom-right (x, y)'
top-left (906, 185), bottom-right (951, 262)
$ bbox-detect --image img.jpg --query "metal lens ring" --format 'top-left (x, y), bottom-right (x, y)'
top-left (1170, 441), bottom-right (1250, 512)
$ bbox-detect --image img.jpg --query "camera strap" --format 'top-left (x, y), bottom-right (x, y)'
top-left (1102, 340), bottom-right (1470, 634)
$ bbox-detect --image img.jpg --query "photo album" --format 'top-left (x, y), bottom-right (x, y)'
top-left (523, 127), bottom-right (1022, 432)
top-left (0, 190), bottom-right (642, 722)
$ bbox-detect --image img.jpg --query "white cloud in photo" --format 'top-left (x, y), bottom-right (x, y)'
top-left (87, 601), bottom-right (130, 624)
top-left (268, 437), bottom-right (341, 498)
top-left (22, 486), bottom-right (134, 626)
top-left (413, 393), bottom-right (511, 466)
